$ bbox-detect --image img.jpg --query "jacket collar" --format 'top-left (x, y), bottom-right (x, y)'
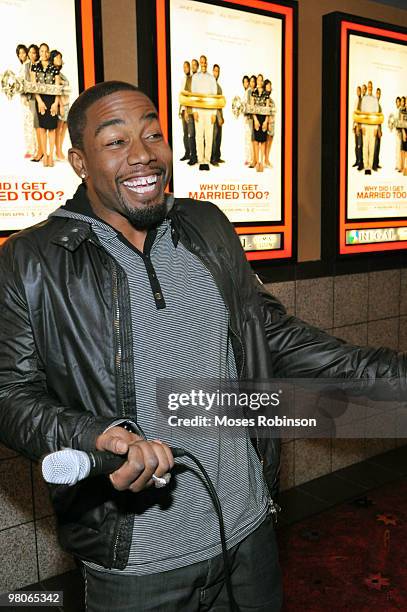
top-left (51, 184), bottom-right (180, 250)
top-left (59, 183), bottom-right (99, 218)
top-left (51, 219), bottom-right (94, 251)
top-left (50, 185), bottom-right (96, 250)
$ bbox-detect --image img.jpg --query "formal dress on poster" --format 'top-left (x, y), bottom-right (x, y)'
top-left (252, 88), bottom-right (269, 143)
top-left (31, 62), bottom-right (61, 130)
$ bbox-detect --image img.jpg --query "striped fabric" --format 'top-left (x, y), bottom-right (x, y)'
top-left (52, 206), bottom-right (268, 575)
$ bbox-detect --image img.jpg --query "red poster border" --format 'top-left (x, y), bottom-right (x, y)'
top-left (339, 20), bottom-right (407, 255)
top-left (155, 0), bottom-right (295, 261)
top-left (81, 0), bottom-right (97, 89)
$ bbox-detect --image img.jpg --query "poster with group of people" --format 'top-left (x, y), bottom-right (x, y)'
top-left (0, 0), bottom-right (80, 231)
top-left (169, 0), bottom-right (283, 226)
top-left (347, 32), bottom-right (407, 224)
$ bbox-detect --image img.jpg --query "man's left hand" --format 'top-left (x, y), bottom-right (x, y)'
top-left (95, 427), bottom-right (174, 492)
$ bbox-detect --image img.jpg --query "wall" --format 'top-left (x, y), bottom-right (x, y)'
top-left (0, 451), bottom-right (74, 591)
top-left (101, 0), bottom-right (137, 85)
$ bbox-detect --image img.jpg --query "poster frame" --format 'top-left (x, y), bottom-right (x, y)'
top-left (0, 0), bottom-right (103, 243)
top-left (321, 11), bottom-right (407, 261)
top-left (137, 0), bottom-right (298, 263)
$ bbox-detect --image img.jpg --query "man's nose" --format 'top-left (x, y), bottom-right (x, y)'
top-left (127, 138), bottom-right (155, 165)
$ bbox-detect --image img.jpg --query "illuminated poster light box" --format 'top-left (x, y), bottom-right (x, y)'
top-left (0, 0), bottom-right (102, 243)
top-left (322, 12), bottom-right (407, 258)
top-left (137, 0), bottom-right (297, 262)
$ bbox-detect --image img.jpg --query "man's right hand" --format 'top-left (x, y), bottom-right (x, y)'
top-left (95, 426), bottom-right (174, 493)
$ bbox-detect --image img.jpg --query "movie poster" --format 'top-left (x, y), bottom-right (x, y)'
top-left (347, 33), bottom-right (407, 222)
top-left (169, 0), bottom-right (283, 225)
top-left (0, 0), bottom-right (80, 231)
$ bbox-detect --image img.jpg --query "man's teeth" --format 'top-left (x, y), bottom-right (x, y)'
top-left (123, 175), bottom-right (158, 193)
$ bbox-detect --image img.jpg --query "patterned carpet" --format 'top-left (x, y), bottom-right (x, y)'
top-left (278, 478), bottom-right (407, 611)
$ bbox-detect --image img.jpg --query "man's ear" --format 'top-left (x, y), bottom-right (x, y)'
top-left (68, 148), bottom-right (88, 181)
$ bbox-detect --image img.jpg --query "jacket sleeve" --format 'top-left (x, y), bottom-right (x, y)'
top-left (0, 243), bottom-right (122, 462)
top-left (255, 277), bottom-right (407, 394)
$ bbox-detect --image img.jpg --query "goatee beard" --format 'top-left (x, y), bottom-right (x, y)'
top-left (121, 198), bottom-right (168, 230)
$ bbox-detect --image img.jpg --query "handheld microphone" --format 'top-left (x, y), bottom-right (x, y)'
top-left (41, 447), bottom-right (185, 486)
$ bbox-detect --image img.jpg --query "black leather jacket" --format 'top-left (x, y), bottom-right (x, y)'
top-left (0, 185), bottom-right (405, 568)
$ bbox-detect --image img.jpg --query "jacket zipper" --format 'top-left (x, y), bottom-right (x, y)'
top-left (111, 260), bottom-right (123, 415)
top-left (267, 497), bottom-right (281, 525)
top-left (255, 436), bottom-right (263, 465)
top-left (110, 258), bottom-right (129, 566)
top-left (90, 246), bottom-right (124, 416)
top-left (228, 323), bottom-right (245, 379)
top-left (87, 238), bottom-right (125, 566)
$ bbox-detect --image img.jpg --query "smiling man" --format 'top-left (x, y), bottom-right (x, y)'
top-left (67, 85), bottom-right (173, 248)
top-left (1, 81), bottom-right (406, 612)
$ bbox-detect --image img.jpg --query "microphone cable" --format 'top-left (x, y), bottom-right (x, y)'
top-left (126, 422), bottom-right (239, 611)
top-left (171, 446), bottom-right (239, 612)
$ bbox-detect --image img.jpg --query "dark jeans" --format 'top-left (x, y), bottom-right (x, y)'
top-left (83, 515), bottom-right (282, 611)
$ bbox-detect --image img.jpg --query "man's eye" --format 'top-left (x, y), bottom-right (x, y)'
top-left (146, 133), bottom-right (163, 140)
top-left (106, 139), bottom-right (125, 146)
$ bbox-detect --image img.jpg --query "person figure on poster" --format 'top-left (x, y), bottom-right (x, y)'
top-left (360, 80), bottom-right (379, 175)
top-left (31, 42), bottom-right (62, 167)
top-left (264, 79), bottom-right (276, 169)
top-left (373, 87), bottom-right (382, 171)
top-left (187, 58), bottom-right (199, 166)
top-left (251, 73), bottom-right (269, 172)
top-left (50, 50), bottom-right (70, 162)
top-left (26, 44), bottom-right (44, 163)
top-left (191, 54), bottom-right (217, 171)
top-left (15, 44), bottom-right (36, 159)
top-left (248, 75), bottom-right (257, 169)
top-left (184, 61), bottom-right (198, 166)
top-left (242, 75), bottom-right (253, 166)
top-left (362, 83), bottom-right (367, 97)
top-left (2, 80), bottom-right (407, 612)
top-left (400, 96), bottom-right (407, 176)
top-left (395, 96), bottom-right (402, 172)
top-left (179, 61), bottom-right (192, 162)
top-left (210, 63), bottom-right (224, 166)
top-left (352, 85), bottom-right (363, 170)
top-left (191, 58), bottom-right (199, 75)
